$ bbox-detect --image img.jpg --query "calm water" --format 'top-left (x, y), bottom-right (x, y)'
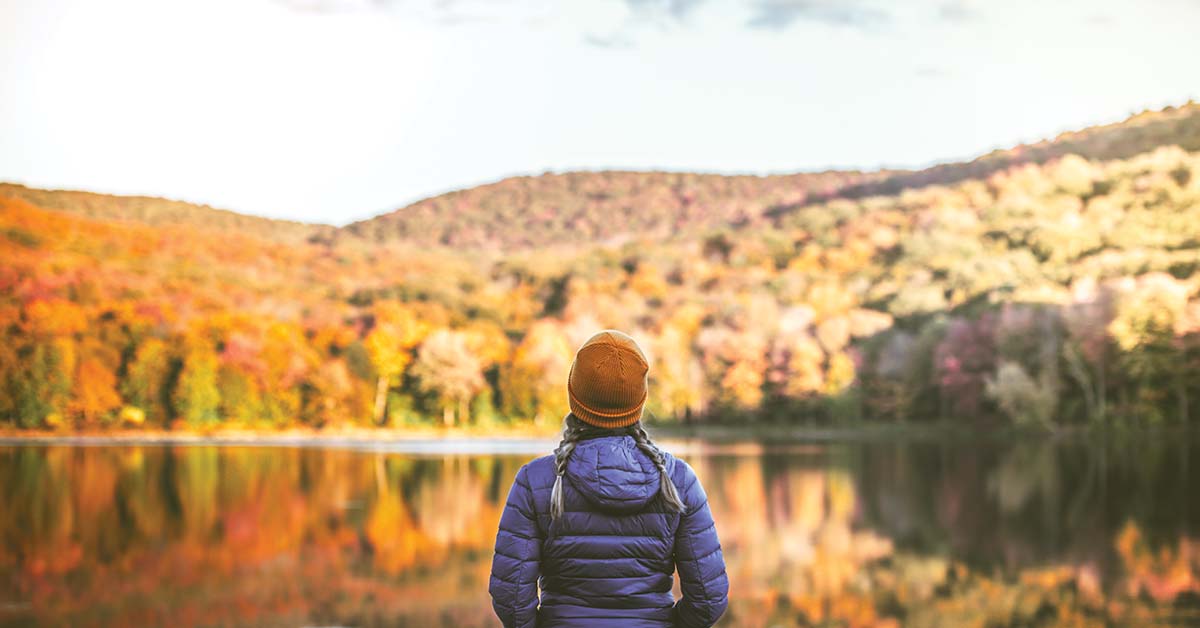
top-left (1, 434), bottom-right (1198, 627)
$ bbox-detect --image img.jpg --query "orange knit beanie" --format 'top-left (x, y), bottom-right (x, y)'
top-left (567, 330), bottom-right (649, 429)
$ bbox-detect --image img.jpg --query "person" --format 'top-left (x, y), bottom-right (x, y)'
top-left (489, 330), bottom-right (729, 628)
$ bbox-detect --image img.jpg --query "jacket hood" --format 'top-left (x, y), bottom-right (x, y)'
top-left (564, 435), bottom-right (660, 514)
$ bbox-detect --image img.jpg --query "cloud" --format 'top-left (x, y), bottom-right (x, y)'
top-left (914, 66), bottom-right (949, 78)
top-left (624, 0), bottom-right (708, 22)
top-left (274, 0), bottom-right (505, 22)
top-left (276, 0), bottom-right (895, 39)
top-left (580, 0), bottom-right (706, 49)
top-left (936, 1), bottom-right (979, 23)
top-left (584, 32), bottom-right (637, 48)
top-left (746, 0), bottom-right (891, 30)
top-left (275, 0), bottom-right (378, 13)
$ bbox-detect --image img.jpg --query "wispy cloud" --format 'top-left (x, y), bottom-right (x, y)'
top-left (936, 0), bottom-right (979, 23)
top-left (274, 0), bottom-right (512, 22)
top-left (746, 0), bottom-right (891, 30)
top-left (276, 0), bottom-right (899, 41)
top-left (914, 65), bottom-right (950, 78)
top-left (624, 0), bottom-right (708, 22)
top-left (584, 32), bottom-right (637, 49)
top-left (582, 0), bottom-right (706, 49)
top-left (275, 0), bottom-right (378, 13)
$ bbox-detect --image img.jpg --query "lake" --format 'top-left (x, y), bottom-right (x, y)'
top-left (1, 433), bottom-right (1198, 627)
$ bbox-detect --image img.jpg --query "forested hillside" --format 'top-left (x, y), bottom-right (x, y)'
top-left (0, 183), bottom-right (330, 245)
top-left (350, 101), bottom-right (1200, 250)
top-left (342, 169), bottom-right (883, 249)
top-left (819, 100), bottom-right (1200, 202)
top-left (2, 104), bottom-right (1199, 430)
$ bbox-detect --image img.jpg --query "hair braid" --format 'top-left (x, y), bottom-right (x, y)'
top-left (629, 424), bottom-right (685, 514)
top-left (550, 414), bottom-right (684, 520)
top-left (550, 415), bottom-right (587, 520)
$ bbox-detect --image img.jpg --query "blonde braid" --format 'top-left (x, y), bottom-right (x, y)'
top-left (550, 416), bottom-right (587, 520)
top-left (629, 424), bottom-right (684, 513)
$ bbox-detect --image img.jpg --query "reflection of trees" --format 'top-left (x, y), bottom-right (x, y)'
top-left (2, 443), bottom-right (1199, 626)
top-left (697, 437), bottom-right (1200, 625)
top-left (698, 453), bottom-right (894, 626)
top-left (412, 458), bottom-right (491, 547)
top-left (1117, 522), bottom-right (1200, 603)
top-left (848, 434), bottom-right (1200, 590)
top-left (988, 443), bottom-right (1060, 517)
top-left (0, 446), bottom-right (523, 626)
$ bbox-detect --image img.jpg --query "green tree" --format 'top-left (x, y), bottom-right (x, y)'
top-left (121, 337), bottom-right (175, 426)
top-left (1109, 275), bottom-right (1189, 423)
top-left (174, 337), bottom-right (221, 428)
top-left (12, 340), bottom-right (74, 428)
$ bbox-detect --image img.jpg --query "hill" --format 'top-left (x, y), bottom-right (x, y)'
top-left (0, 183), bottom-right (333, 245)
top-left (1, 104), bottom-right (1199, 431)
top-left (351, 103), bottom-right (1200, 249)
top-left (784, 100), bottom-right (1200, 209)
top-left (342, 169), bottom-right (884, 250)
top-left (7, 103), bottom-right (1199, 252)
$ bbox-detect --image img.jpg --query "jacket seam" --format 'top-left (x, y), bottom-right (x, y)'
top-left (683, 544), bottom-right (721, 563)
top-left (680, 498), bottom-right (711, 605)
top-left (499, 529), bottom-right (542, 541)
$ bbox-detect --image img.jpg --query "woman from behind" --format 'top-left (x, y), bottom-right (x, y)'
top-left (489, 330), bottom-right (728, 628)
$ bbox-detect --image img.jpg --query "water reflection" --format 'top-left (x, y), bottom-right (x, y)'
top-left (1, 436), bottom-right (1197, 627)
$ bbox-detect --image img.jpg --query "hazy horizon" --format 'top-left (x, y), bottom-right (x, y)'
top-left (3, 0), bottom-right (1200, 225)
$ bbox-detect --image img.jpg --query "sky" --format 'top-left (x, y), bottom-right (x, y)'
top-left (2, 0), bottom-right (1199, 225)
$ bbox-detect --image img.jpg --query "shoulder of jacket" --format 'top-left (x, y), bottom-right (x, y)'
top-left (519, 455), bottom-right (557, 490)
top-left (663, 452), bottom-right (697, 485)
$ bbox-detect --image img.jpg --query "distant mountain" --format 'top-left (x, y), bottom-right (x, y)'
top-left (345, 102), bottom-right (1200, 249)
top-left (0, 183), bottom-right (333, 245)
top-left (5, 103), bottom-right (1198, 251)
top-left (341, 170), bottom-right (885, 250)
top-left (780, 101), bottom-right (1200, 210)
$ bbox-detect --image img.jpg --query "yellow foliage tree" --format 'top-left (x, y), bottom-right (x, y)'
top-left (364, 302), bottom-right (430, 425)
top-left (501, 321), bottom-right (572, 423)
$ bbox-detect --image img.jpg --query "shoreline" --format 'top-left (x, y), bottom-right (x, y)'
top-left (3, 423), bottom-right (1197, 453)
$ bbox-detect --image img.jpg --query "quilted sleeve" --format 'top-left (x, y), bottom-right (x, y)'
top-left (488, 465), bottom-right (543, 628)
top-left (672, 462), bottom-right (729, 628)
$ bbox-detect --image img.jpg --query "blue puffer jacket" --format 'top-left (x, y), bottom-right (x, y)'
top-left (489, 434), bottom-right (728, 628)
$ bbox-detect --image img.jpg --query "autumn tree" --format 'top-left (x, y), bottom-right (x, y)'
top-left (500, 321), bottom-right (572, 423)
top-left (411, 329), bottom-right (485, 426)
top-left (9, 299), bottom-right (86, 428)
top-left (174, 335), bottom-right (221, 429)
top-left (1108, 274), bottom-right (1191, 423)
top-left (73, 358), bottom-right (121, 425)
top-left (121, 337), bottom-right (175, 426)
top-left (648, 304), bottom-right (707, 421)
top-left (364, 302), bottom-right (428, 425)
top-left (11, 340), bottom-right (74, 428)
